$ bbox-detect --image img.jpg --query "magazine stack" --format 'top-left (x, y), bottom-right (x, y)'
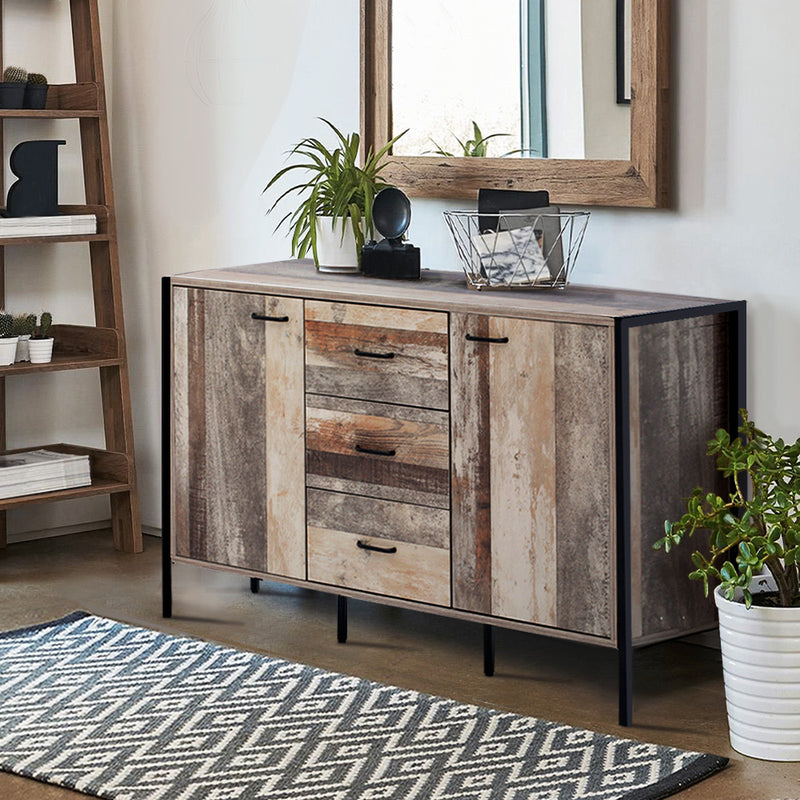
top-left (0, 449), bottom-right (91, 499)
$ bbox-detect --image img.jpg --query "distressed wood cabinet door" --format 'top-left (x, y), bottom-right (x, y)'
top-left (450, 314), bottom-right (615, 638)
top-left (172, 288), bottom-right (305, 578)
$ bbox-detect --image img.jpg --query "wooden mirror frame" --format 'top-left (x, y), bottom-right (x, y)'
top-left (361, 0), bottom-right (671, 207)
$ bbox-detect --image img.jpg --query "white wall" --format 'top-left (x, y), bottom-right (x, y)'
top-left (8, 0), bottom-right (800, 537)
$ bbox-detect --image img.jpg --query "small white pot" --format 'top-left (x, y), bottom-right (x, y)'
top-left (28, 337), bottom-right (54, 364)
top-left (14, 333), bottom-right (31, 362)
top-left (314, 215), bottom-right (360, 273)
top-left (0, 336), bottom-right (19, 366)
top-left (715, 579), bottom-right (800, 761)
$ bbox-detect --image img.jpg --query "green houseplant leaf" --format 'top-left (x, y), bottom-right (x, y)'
top-left (654, 410), bottom-right (800, 609)
top-left (263, 119), bottom-right (406, 266)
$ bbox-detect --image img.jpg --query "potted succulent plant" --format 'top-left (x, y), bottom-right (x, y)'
top-left (28, 312), bottom-right (53, 364)
top-left (23, 72), bottom-right (48, 109)
top-left (655, 410), bottom-right (800, 760)
top-left (264, 118), bottom-right (405, 273)
top-left (0, 312), bottom-right (19, 366)
top-left (0, 65), bottom-right (27, 109)
top-left (12, 313), bottom-right (36, 362)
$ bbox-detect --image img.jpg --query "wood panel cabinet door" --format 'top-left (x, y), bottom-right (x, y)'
top-left (450, 314), bottom-right (614, 638)
top-left (172, 288), bottom-right (305, 578)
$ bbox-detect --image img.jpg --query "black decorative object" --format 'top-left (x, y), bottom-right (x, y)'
top-left (361, 187), bottom-right (421, 280)
top-left (477, 188), bottom-right (550, 232)
top-left (5, 140), bottom-right (66, 217)
top-left (616, 0), bottom-right (632, 105)
top-left (23, 83), bottom-right (48, 110)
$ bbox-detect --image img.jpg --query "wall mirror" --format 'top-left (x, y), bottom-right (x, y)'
top-left (361, 0), bottom-right (671, 207)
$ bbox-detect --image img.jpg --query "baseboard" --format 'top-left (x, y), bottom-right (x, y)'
top-left (8, 522), bottom-right (163, 544)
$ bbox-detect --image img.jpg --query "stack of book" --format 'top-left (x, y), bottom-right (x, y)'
top-left (0, 214), bottom-right (97, 239)
top-left (0, 449), bottom-right (91, 499)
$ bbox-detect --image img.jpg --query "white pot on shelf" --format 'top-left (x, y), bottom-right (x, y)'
top-left (0, 336), bottom-right (19, 366)
top-left (314, 215), bottom-right (360, 273)
top-left (28, 337), bottom-right (54, 364)
top-left (715, 578), bottom-right (800, 761)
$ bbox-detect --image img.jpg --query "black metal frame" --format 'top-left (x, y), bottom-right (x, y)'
top-left (616, 0), bottom-right (631, 105)
top-left (161, 276), bottom-right (173, 619)
top-left (613, 301), bottom-right (746, 725)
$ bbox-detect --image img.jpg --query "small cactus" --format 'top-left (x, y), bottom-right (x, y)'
top-left (27, 73), bottom-right (47, 86)
top-left (2, 66), bottom-right (27, 84)
top-left (12, 313), bottom-right (36, 337)
top-left (34, 312), bottom-right (52, 340)
top-left (0, 313), bottom-right (14, 339)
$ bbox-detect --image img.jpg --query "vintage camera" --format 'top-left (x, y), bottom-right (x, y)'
top-left (361, 187), bottom-right (420, 280)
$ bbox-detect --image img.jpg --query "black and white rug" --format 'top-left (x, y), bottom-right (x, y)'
top-left (0, 612), bottom-right (727, 800)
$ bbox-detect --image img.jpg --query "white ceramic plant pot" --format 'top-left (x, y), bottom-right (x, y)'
top-left (0, 336), bottom-right (19, 366)
top-left (314, 215), bottom-right (360, 273)
top-left (28, 337), bottom-right (54, 364)
top-left (715, 580), bottom-right (800, 761)
top-left (14, 333), bottom-right (31, 362)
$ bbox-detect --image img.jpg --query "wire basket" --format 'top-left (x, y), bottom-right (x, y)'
top-left (443, 209), bottom-right (590, 290)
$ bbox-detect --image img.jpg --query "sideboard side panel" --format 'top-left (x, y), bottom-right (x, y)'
top-left (633, 313), bottom-right (730, 641)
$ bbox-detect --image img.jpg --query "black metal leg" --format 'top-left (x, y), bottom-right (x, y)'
top-left (483, 624), bottom-right (495, 676)
top-left (161, 276), bottom-right (172, 619)
top-left (162, 530), bottom-right (172, 618)
top-left (337, 596), bottom-right (348, 643)
top-left (615, 319), bottom-right (633, 726)
top-left (250, 578), bottom-right (261, 594)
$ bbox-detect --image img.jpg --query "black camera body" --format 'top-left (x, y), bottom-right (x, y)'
top-left (361, 238), bottom-right (420, 280)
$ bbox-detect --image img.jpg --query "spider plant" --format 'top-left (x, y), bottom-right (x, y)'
top-left (264, 119), bottom-right (405, 266)
top-left (426, 120), bottom-right (516, 158)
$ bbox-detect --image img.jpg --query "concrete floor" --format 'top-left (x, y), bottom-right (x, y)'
top-left (0, 530), bottom-right (798, 799)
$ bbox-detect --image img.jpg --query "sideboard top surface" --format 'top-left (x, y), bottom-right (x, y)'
top-left (171, 260), bottom-right (739, 326)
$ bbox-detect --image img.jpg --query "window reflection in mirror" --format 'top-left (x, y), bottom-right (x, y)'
top-left (391, 0), bottom-right (631, 161)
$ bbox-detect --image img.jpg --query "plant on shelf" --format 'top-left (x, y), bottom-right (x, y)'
top-left (12, 313), bottom-right (36, 363)
top-left (263, 118), bottom-right (405, 271)
top-left (654, 409), bottom-right (800, 760)
top-left (0, 65), bottom-right (28, 109)
top-left (0, 312), bottom-right (19, 366)
top-left (426, 121), bottom-right (515, 158)
top-left (24, 72), bottom-right (48, 109)
top-left (29, 312), bottom-right (54, 364)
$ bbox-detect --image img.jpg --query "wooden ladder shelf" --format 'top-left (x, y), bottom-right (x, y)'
top-left (0, 0), bottom-right (141, 552)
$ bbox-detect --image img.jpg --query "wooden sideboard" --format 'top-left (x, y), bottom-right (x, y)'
top-left (162, 260), bottom-right (746, 725)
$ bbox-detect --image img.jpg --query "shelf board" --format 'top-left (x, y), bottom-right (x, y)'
top-left (0, 83), bottom-right (101, 119)
top-left (0, 205), bottom-right (111, 247)
top-left (0, 443), bottom-right (131, 510)
top-left (0, 325), bottom-right (121, 375)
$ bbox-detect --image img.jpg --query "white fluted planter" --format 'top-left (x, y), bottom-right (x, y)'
top-left (314, 216), bottom-right (360, 273)
top-left (0, 336), bottom-right (19, 366)
top-left (715, 582), bottom-right (800, 761)
top-left (28, 337), bottom-right (54, 364)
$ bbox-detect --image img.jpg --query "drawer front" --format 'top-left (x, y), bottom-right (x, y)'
top-left (306, 395), bottom-right (450, 508)
top-left (307, 488), bottom-right (450, 606)
top-left (305, 301), bottom-right (449, 409)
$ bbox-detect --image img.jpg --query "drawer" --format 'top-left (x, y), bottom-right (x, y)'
top-left (306, 395), bottom-right (449, 509)
top-left (306, 488), bottom-right (450, 606)
top-left (305, 301), bottom-right (449, 409)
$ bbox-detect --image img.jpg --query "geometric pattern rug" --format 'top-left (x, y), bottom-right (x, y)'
top-left (0, 612), bottom-right (728, 800)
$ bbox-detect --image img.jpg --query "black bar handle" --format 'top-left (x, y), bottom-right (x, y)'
top-left (354, 348), bottom-right (395, 359)
top-left (355, 444), bottom-right (396, 457)
top-left (252, 313), bottom-right (289, 323)
top-left (465, 334), bottom-right (509, 344)
top-left (356, 540), bottom-right (397, 554)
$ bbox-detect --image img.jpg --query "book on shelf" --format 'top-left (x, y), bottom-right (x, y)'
top-left (0, 213), bottom-right (97, 238)
top-left (0, 449), bottom-right (91, 499)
